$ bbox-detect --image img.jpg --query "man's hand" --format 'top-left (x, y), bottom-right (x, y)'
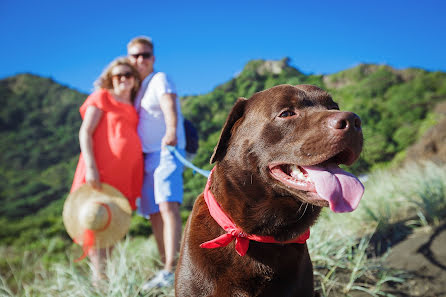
top-left (162, 129), bottom-right (178, 147)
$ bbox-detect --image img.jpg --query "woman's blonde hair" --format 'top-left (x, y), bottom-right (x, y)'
top-left (94, 57), bottom-right (141, 103)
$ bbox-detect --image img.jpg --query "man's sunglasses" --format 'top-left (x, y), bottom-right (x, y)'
top-left (131, 52), bottom-right (153, 59)
top-left (112, 72), bottom-right (134, 79)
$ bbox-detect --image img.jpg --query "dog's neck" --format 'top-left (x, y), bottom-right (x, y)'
top-left (210, 163), bottom-right (320, 241)
top-left (201, 168), bottom-right (310, 256)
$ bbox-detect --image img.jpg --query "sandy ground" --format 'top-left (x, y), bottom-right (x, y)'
top-left (383, 222), bottom-right (446, 297)
top-left (317, 222), bottom-right (446, 297)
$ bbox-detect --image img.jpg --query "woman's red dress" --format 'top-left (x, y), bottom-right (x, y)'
top-left (70, 89), bottom-right (143, 210)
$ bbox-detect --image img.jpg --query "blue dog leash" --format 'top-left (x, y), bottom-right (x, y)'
top-left (166, 146), bottom-right (211, 178)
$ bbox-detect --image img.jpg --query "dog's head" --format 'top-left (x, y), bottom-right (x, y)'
top-left (210, 84), bottom-right (364, 240)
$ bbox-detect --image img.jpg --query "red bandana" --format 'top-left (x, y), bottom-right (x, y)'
top-left (200, 169), bottom-right (310, 256)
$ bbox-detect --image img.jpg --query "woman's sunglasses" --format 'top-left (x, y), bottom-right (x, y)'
top-left (112, 72), bottom-right (134, 79)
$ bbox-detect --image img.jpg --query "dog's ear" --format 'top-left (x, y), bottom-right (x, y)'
top-left (210, 97), bottom-right (248, 164)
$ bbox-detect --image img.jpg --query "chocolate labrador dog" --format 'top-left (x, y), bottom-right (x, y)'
top-left (175, 84), bottom-right (364, 297)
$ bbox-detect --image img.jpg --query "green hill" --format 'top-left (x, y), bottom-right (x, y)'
top-left (181, 60), bottom-right (446, 206)
top-left (0, 74), bottom-right (85, 249)
top-left (1, 60), bottom-right (445, 249)
top-left (0, 74), bottom-right (84, 219)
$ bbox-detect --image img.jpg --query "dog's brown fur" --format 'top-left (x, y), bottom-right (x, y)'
top-left (175, 84), bottom-right (363, 297)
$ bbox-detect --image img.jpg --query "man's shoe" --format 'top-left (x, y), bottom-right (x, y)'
top-left (141, 270), bottom-right (174, 291)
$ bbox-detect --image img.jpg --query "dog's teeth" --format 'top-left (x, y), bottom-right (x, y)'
top-left (290, 165), bottom-right (308, 180)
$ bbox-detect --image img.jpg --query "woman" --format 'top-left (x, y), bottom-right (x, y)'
top-left (70, 57), bottom-right (143, 283)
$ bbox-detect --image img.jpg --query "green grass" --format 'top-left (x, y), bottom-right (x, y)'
top-left (1, 161), bottom-right (445, 296)
top-left (310, 161), bottom-right (446, 296)
top-left (1, 237), bottom-right (174, 297)
top-left (310, 225), bottom-right (406, 296)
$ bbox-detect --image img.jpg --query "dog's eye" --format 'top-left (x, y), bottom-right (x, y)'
top-left (279, 110), bottom-right (296, 118)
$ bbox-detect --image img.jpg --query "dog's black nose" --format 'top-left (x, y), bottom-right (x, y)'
top-left (328, 112), bottom-right (361, 132)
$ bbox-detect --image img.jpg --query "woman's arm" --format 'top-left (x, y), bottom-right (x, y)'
top-left (79, 105), bottom-right (103, 190)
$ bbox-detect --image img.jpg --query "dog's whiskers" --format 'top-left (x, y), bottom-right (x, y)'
top-left (297, 203), bottom-right (309, 221)
top-left (297, 202), bottom-right (306, 213)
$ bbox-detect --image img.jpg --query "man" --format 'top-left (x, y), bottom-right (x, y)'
top-left (127, 36), bottom-right (186, 290)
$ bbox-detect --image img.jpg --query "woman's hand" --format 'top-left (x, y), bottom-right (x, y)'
top-left (86, 166), bottom-right (102, 191)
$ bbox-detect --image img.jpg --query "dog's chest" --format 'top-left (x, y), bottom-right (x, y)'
top-left (228, 254), bottom-right (307, 297)
top-left (232, 245), bottom-right (305, 286)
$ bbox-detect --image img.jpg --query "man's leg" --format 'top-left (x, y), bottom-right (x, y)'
top-left (158, 201), bottom-right (182, 272)
top-left (141, 149), bottom-right (183, 291)
top-left (140, 152), bottom-right (165, 264)
top-left (141, 202), bottom-right (181, 291)
top-left (149, 212), bottom-right (165, 265)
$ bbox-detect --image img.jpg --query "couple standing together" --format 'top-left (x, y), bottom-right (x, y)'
top-left (70, 36), bottom-right (184, 290)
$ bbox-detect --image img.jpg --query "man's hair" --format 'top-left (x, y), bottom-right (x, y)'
top-left (127, 36), bottom-right (154, 52)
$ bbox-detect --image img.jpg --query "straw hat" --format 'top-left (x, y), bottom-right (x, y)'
top-left (63, 183), bottom-right (132, 250)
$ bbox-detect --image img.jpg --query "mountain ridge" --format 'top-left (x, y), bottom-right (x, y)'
top-left (0, 60), bottom-right (445, 246)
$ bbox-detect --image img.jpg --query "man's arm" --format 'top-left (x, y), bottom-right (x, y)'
top-left (159, 93), bottom-right (178, 146)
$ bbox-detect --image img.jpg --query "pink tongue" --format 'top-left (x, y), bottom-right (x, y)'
top-left (301, 164), bottom-right (364, 213)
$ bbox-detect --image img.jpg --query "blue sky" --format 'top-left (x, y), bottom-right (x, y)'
top-left (1, 0), bottom-right (445, 96)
